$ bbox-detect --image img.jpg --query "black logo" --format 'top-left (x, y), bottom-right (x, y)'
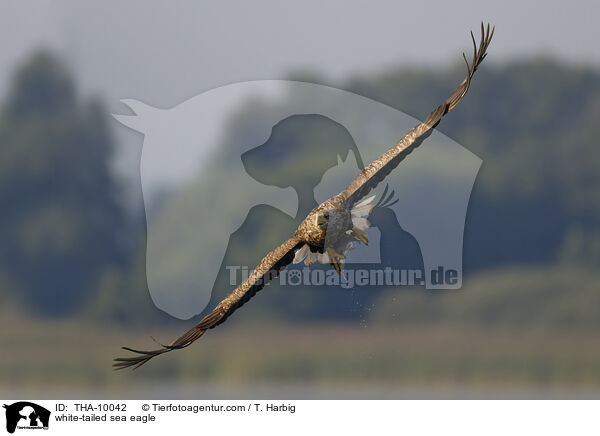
top-left (3, 402), bottom-right (50, 434)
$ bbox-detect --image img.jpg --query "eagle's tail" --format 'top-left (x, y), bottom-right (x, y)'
top-left (374, 184), bottom-right (399, 209)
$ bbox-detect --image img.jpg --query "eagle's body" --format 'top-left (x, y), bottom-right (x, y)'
top-left (297, 195), bottom-right (346, 248)
top-left (114, 23), bottom-right (494, 370)
top-left (299, 194), bottom-right (353, 251)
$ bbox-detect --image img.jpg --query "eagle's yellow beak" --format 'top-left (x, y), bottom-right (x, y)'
top-left (316, 214), bottom-right (328, 227)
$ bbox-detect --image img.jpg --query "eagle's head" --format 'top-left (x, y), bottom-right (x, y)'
top-left (314, 211), bottom-right (330, 230)
top-left (302, 208), bottom-right (335, 246)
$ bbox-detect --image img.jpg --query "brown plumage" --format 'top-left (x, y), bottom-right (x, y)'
top-left (114, 22), bottom-right (494, 370)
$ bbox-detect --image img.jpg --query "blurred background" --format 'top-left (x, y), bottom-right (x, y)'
top-left (1, 1), bottom-right (600, 398)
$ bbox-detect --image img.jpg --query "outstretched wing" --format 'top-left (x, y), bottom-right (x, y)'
top-left (341, 22), bottom-right (494, 207)
top-left (114, 235), bottom-right (303, 369)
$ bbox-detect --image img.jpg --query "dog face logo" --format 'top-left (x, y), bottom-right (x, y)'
top-left (3, 402), bottom-right (50, 434)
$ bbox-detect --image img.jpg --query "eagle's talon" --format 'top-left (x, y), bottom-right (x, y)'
top-left (351, 227), bottom-right (369, 245)
top-left (326, 247), bottom-right (345, 275)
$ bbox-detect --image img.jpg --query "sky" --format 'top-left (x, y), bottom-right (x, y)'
top-left (2, 0), bottom-right (599, 107)
top-left (1, 0), bottom-right (599, 194)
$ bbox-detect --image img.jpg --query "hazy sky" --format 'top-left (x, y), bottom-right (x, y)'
top-left (1, 0), bottom-right (598, 196)
top-left (2, 0), bottom-right (599, 109)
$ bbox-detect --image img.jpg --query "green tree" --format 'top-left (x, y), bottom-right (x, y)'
top-left (0, 51), bottom-right (130, 316)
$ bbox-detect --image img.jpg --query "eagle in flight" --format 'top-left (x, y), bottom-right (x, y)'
top-left (114, 23), bottom-right (494, 369)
